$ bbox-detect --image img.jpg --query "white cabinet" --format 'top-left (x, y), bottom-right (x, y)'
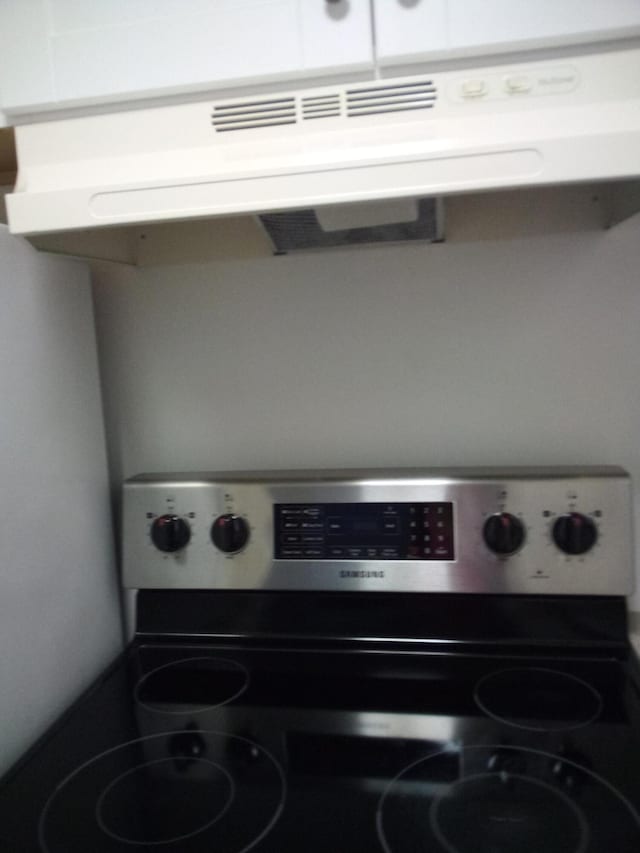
top-left (448, 0), bottom-right (640, 53)
top-left (373, 0), bottom-right (449, 66)
top-left (2, 0), bottom-right (638, 119)
top-left (373, 0), bottom-right (640, 67)
top-left (0, 0), bottom-right (373, 118)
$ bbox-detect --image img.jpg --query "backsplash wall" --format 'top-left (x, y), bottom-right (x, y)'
top-left (91, 220), bottom-right (640, 606)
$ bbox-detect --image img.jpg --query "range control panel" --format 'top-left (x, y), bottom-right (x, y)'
top-left (274, 503), bottom-right (454, 561)
top-left (122, 467), bottom-right (634, 596)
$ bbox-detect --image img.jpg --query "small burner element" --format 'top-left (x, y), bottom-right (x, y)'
top-left (135, 656), bottom-right (249, 714)
top-left (39, 731), bottom-right (286, 853)
top-left (473, 667), bottom-right (603, 732)
top-left (377, 745), bottom-right (640, 853)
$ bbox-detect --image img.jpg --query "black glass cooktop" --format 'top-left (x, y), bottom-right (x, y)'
top-left (2, 638), bottom-right (640, 853)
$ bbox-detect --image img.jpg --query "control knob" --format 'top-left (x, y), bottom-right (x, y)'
top-left (150, 515), bottom-right (191, 553)
top-left (483, 513), bottom-right (525, 555)
top-left (211, 514), bottom-right (250, 553)
top-left (552, 513), bottom-right (597, 555)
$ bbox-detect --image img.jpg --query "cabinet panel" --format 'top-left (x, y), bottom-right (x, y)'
top-left (301, 1), bottom-right (373, 73)
top-left (0, 0), bottom-right (373, 117)
top-left (51, 2), bottom-right (303, 103)
top-left (374, 0), bottom-right (448, 65)
top-left (374, 0), bottom-right (640, 67)
top-left (448, 0), bottom-right (640, 52)
top-left (0, 0), bottom-right (54, 111)
top-left (49, 0), bottom-right (231, 31)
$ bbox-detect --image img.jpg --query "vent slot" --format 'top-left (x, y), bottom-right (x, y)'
top-left (302, 93), bottom-right (342, 121)
top-left (346, 80), bottom-right (437, 117)
top-left (260, 198), bottom-right (443, 253)
top-left (210, 78), bottom-right (437, 133)
top-left (212, 97), bottom-right (297, 133)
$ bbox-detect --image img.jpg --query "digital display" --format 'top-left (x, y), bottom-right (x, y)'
top-left (274, 502), bottom-right (454, 561)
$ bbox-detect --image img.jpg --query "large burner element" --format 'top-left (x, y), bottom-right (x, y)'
top-left (377, 746), bottom-right (640, 853)
top-left (97, 757), bottom-right (233, 845)
top-left (473, 668), bottom-right (603, 732)
top-left (39, 732), bottom-right (285, 853)
top-left (430, 772), bottom-right (588, 853)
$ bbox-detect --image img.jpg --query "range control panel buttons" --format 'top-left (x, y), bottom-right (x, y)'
top-left (451, 65), bottom-right (579, 103)
top-left (274, 502), bottom-right (454, 561)
top-left (504, 74), bottom-right (533, 94)
top-left (460, 78), bottom-right (488, 99)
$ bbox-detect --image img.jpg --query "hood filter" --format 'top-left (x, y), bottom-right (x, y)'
top-left (259, 198), bottom-right (443, 253)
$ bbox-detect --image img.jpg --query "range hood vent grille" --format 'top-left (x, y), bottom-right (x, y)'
top-left (211, 78), bottom-right (438, 133)
top-left (211, 97), bottom-right (296, 132)
top-left (301, 93), bottom-right (341, 121)
top-left (346, 80), bottom-right (437, 117)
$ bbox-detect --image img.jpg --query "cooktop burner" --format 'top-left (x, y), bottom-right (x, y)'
top-left (39, 731), bottom-right (286, 852)
top-left (429, 771), bottom-right (588, 853)
top-left (377, 745), bottom-right (640, 853)
top-left (0, 627), bottom-right (636, 853)
top-left (135, 656), bottom-right (250, 714)
top-left (473, 668), bottom-right (604, 732)
top-left (96, 755), bottom-right (234, 846)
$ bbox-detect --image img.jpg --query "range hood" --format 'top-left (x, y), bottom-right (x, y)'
top-left (6, 46), bottom-right (640, 236)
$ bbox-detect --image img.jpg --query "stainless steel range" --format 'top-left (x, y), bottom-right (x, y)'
top-left (1, 466), bottom-right (639, 853)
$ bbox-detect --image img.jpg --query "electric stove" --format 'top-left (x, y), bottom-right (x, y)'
top-left (1, 467), bottom-right (639, 853)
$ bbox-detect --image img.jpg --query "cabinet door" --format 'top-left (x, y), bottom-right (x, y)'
top-left (301, 1), bottom-right (373, 74)
top-left (373, 0), bottom-right (640, 67)
top-left (373, 0), bottom-right (449, 66)
top-left (448, 0), bottom-right (640, 53)
top-left (0, 0), bottom-right (373, 117)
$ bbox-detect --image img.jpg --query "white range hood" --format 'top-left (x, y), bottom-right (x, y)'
top-left (6, 46), bottom-right (640, 236)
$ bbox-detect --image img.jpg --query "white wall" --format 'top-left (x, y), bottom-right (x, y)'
top-left (91, 218), bottom-right (640, 607)
top-left (0, 227), bottom-right (122, 776)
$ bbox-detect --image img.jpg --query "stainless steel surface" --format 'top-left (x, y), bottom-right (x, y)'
top-left (122, 589), bottom-right (138, 643)
top-left (123, 467), bottom-right (633, 595)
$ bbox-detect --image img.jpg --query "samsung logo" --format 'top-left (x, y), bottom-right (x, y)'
top-left (340, 570), bottom-right (385, 579)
